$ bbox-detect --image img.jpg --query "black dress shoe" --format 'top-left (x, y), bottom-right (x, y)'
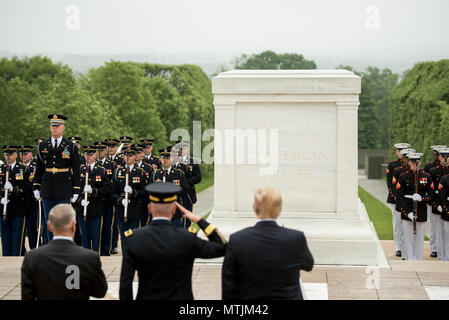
top-left (395, 250), bottom-right (402, 257)
top-left (430, 252), bottom-right (438, 258)
top-left (110, 247), bottom-right (119, 254)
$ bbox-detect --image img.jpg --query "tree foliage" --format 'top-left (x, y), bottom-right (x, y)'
top-left (0, 56), bottom-right (215, 178)
top-left (390, 60), bottom-right (449, 162)
top-left (234, 50), bottom-right (316, 70)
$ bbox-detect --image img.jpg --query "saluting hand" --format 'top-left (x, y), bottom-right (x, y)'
top-left (175, 201), bottom-right (200, 223)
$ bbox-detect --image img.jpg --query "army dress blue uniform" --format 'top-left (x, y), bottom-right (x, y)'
top-left (151, 167), bottom-right (189, 228)
top-left (33, 115), bottom-right (81, 242)
top-left (20, 146), bottom-right (39, 251)
top-left (112, 158), bottom-right (147, 250)
top-left (135, 159), bottom-right (154, 226)
top-left (0, 146), bottom-right (31, 256)
top-left (96, 142), bottom-right (116, 256)
top-left (75, 156), bottom-right (111, 254)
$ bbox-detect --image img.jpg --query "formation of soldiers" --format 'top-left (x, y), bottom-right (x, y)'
top-left (0, 114), bottom-right (201, 256)
top-left (386, 143), bottom-right (449, 261)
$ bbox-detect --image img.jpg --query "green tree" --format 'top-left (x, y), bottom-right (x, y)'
top-left (234, 50), bottom-right (316, 69)
top-left (390, 59), bottom-right (449, 162)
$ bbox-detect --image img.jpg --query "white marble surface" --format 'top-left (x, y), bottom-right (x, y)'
top-left (424, 286), bottom-right (449, 300)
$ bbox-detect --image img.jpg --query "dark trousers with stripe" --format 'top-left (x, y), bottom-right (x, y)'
top-left (42, 198), bottom-right (70, 243)
top-left (100, 207), bottom-right (113, 256)
top-left (0, 216), bottom-right (26, 256)
top-left (25, 207), bottom-right (38, 250)
top-left (111, 206), bottom-right (119, 251)
top-left (78, 215), bottom-right (103, 254)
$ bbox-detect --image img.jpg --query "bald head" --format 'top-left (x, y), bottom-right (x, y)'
top-left (48, 204), bottom-right (76, 236)
top-left (148, 202), bottom-right (176, 219)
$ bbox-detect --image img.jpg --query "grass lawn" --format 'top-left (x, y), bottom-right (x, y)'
top-left (358, 186), bottom-right (393, 240)
top-left (195, 173), bottom-right (214, 193)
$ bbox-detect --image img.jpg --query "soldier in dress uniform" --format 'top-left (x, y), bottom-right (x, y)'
top-left (119, 182), bottom-right (227, 300)
top-left (433, 148), bottom-right (449, 261)
top-left (32, 114), bottom-right (81, 243)
top-left (95, 141), bottom-right (115, 256)
top-left (112, 147), bottom-right (147, 250)
top-left (425, 145), bottom-right (447, 258)
top-left (119, 136), bottom-right (133, 156)
top-left (141, 138), bottom-right (160, 170)
top-left (133, 143), bottom-right (153, 226)
top-left (0, 146), bottom-right (31, 256)
top-left (105, 138), bottom-right (125, 254)
top-left (67, 137), bottom-right (85, 166)
top-left (179, 140), bottom-right (201, 215)
top-left (386, 143), bottom-right (411, 257)
top-left (75, 146), bottom-right (111, 253)
top-left (33, 138), bottom-right (47, 245)
top-left (19, 145), bottom-right (39, 250)
top-left (396, 152), bottom-right (432, 261)
top-left (151, 147), bottom-right (190, 228)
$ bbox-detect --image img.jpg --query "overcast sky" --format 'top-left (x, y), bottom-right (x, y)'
top-left (0, 0), bottom-right (448, 73)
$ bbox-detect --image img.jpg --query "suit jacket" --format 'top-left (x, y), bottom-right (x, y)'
top-left (21, 239), bottom-right (108, 300)
top-left (33, 137), bottom-right (81, 199)
top-left (119, 218), bottom-right (227, 300)
top-left (222, 220), bottom-right (314, 300)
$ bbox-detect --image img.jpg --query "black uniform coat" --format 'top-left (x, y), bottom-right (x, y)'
top-left (437, 174), bottom-right (449, 222)
top-left (33, 137), bottom-right (81, 199)
top-left (392, 166), bottom-right (408, 211)
top-left (396, 169), bottom-right (432, 222)
top-left (23, 158), bottom-right (38, 213)
top-left (135, 161), bottom-right (153, 185)
top-left (112, 166), bottom-right (147, 220)
top-left (75, 163), bottom-right (111, 218)
top-left (0, 162), bottom-right (31, 218)
top-left (222, 220), bottom-right (314, 300)
top-left (151, 168), bottom-right (190, 218)
top-left (143, 154), bottom-right (160, 171)
top-left (21, 239), bottom-right (108, 300)
top-left (119, 218), bottom-right (226, 300)
top-left (181, 156), bottom-right (202, 204)
top-left (386, 159), bottom-right (402, 204)
top-left (97, 158), bottom-right (115, 208)
top-left (428, 165), bottom-right (449, 215)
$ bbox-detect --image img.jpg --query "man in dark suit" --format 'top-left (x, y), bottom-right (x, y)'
top-left (21, 203), bottom-right (108, 300)
top-left (222, 188), bottom-right (314, 300)
top-left (119, 182), bottom-right (227, 300)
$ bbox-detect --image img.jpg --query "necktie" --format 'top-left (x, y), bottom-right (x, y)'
top-left (54, 140), bottom-right (57, 149)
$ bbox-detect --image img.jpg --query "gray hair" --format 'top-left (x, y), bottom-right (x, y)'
top-left (49, 204), bottom-right (76, 231)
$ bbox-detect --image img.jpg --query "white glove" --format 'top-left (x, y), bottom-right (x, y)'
top-left (438, 205), bottom-right (443, 213)
top-left (0, 197), bottom-right (9, 205)
top-left (84, 185), bottom-right (92, 194)
top-left (124, 185), bottom-right (132, 194)
top-left (412, 193), bottom-right (422, 202)
top-left (71, 194), bottom-right (79, 203)
top-left (81, 199), bottom-right (89, 207)
top-left (121, 198), bottom-right (129, 207)
top-left (407, 212), bottom-right (414, 220)
top-left (33, 190), bottom-right (40, 200)
top-left (4, 182), bottom-right (13, 192)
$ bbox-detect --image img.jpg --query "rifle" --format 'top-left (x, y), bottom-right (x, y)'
top-left (83, 166), bottom-right (89, 221)
top-left (36, 198), bottom-right (42, 248)
top-left (124, 167), bottom-right (129, 222)
top-left (2, 164), bottom-right (10, 220)
top-left (413, 170), bottom-right (418, 235)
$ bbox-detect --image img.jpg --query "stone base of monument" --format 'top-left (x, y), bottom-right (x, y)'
top-left (197, 198), bottom-right (389, 267)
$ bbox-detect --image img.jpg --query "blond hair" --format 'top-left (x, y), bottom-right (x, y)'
top-left (253, 188), bottom-right (282, 219)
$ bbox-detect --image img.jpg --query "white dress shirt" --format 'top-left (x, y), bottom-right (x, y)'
top-left (51, 136), bottom-right (63, 149)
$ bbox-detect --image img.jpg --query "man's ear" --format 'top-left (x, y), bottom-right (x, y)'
top-left (71, 220), bottom-right (76, 233)
top-left (47, 221), bottom-right (53, 234)
top-left (148, 203), bottom-right (153, 215)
